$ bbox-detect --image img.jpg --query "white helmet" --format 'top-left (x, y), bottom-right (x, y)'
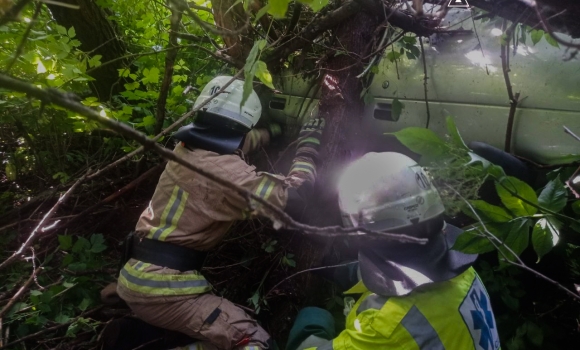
top-left (194, 76), bottom-right (262, 132)
top-left (337, 152), bottom-right (445, 235)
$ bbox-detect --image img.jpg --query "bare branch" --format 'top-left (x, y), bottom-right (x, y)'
top-left (155, 5), bottom-right (183, 134)
top-left (0, 171), bottom-right (88, 271)
top-left (0, 267), bottom-right (42, 319)
top-left (419, 36), bottom-right (431, 128)
top-left (564, 126), bottom-right (580, 143)
top-left (0, 73), bottom-right (428, 245)
top-left (170, 0), bottom-right (251, 37)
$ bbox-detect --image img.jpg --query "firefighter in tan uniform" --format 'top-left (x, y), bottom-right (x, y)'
top-left (114, 76), bottom-right (325, 350)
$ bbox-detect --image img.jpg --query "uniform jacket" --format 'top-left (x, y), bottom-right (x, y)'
top-left (309, 267), bottom-right (500, 350)
top-left (118, 142), bottom-right (289, 302)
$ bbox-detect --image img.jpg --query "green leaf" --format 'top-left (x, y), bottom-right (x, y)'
top-left (67, 26), bottom-right (76, 38)
top-left (142, 67), bottom-right (160, 84)
top-left (544, 33), bottom-right (559, 47)
top-left (499, 218), bottom-right (531, 263)
top-left (55, 314), bottom-right (71, 324)
top-left (463, 200), bottom-right (513, 223)
top-left (58, 235), bottom-right (73, 250)
top-left (392, 98), bottom-right (404, 122)
top-left (242, 40), bottom-right (264, 107)
top-left (89, 234), bottom-right (107, 253)
top-left (141, 115), bottom-right (155, 127)
top-left (254, 4), bottom-right (271, 24)
top-left (298, 0), bottom-right (328, 12)
top-left (486, 164), bottom-right (507, 181)
top-left (445, 116), bottom-right (469, 150)
top-left (538, 176), bottom-right (567, 213)
top-left (72, 237), bottom-right (90, 253)
top-left (386, 50), bottom-right (402, 62)
top-left (56, 25), bottom-right (67, 35)
top-left (572, 200), bottom-right (580, 215)
top-left (452, 229), bottom-right (496, 254)
top-left (525, 321), bottom-right (544, 346)
top-left (78, 297), bottom-right (91, 311)
top-left (124, 82), bottom-right (140, 91)
top-left (530, 29), bottom-right (543, 45)
top-left (495, 177), bottom-right (538, 216)
top-left (268, 0), bottom-right (290, 18)
top-left (254, 61), bottom-right (275, 89)
top-left (389, 127), bottom-right (447, 158)
top-left (532, 216), bottom-right (561, 262)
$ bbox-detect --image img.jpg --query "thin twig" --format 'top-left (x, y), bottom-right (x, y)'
top-left (500, 19), bottom-right (520, 153)
top-left (419, 36), bottom-right (431, 128)
top-left (170, 0), bottom-right (251, 37)
top-left (526, 1), bottom-right (580, 50)
top-left (0, 73), bottom-right (428, 245)
top-left (0, 172), bottom-right (88, 271)
top-left (0, 0), bottom-right (33, 26)
top-left (0, 267), bottom-right (42, 319)
top-left (263, 261), bottom-right (358, 300)
top-left (563, 126), bottom-right (580, 143)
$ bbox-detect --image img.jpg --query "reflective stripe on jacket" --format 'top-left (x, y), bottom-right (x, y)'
top-left (118, 144), bottom-right (290, 300)
top-left (308, 268), bottom-right (500, 350)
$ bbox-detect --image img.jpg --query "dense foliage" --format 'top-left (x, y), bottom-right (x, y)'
top-left (0, 0), bottom-right (579, 349)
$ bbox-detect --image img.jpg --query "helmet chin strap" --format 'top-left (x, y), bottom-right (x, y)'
top-left (172, 122), bottom-right (246, 155)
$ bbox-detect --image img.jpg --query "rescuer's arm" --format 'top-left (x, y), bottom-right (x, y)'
top-left (241, 123), bottom-right (282, 154)
top-left (283, 118), bottom-right (325, 220)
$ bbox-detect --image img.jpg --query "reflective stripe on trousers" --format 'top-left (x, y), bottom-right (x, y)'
top-left (118, 261), bottom-right (211, 295)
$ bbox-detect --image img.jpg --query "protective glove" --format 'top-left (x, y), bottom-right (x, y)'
top-left (267, 122), bottom-right (282, 139)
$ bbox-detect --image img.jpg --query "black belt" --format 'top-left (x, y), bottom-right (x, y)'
top-left (123, 232), bottom-right (208, 272)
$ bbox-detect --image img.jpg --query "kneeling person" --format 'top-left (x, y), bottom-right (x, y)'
top-left (287, 152), bottom-right (501, 350)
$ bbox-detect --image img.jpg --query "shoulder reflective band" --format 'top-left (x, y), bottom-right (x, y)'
top-left (400, 306), bottom-right (445, 350)
top-left (255, 177), bottom-right (276, 200)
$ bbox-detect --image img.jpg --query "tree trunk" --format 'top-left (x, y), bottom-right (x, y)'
top-left (309, 10), bottom-right (382, 228)
top-left (47, 0), bottom-right (128, 101)
top-left (210, 0), bottom-right (253, 63)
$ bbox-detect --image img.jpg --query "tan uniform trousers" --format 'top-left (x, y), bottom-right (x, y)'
top-left (126, 292), bottom-right (270, 350)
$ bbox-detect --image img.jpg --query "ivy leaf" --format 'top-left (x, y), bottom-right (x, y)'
top-left (495, 176), bottom-right (538, 216)
top-left (463, 200), bottom-right (513, 223)
top-left (141, 115), bottom-right (155, 127)
top-left (532, 216), bottom-right (561, 262)
top-left (254, 61), bottom-right (275, 89)
top-left (268, 0), bottom-right (290, 18)
top-left (530, 29), bottom-right (543, 45)
top-left (538, 176), bottom-right (567, 213)
top-left (544, 33), bottom-right (559, 47)
top-left (389, 127), bottom-right (447, 158)
top-left (58, 235), bottom-right (73, 250)
top-left (445, 116), bottom-right (469, 150)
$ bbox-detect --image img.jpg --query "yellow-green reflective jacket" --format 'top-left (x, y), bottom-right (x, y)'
top-left (313, 267), bottom-right (500, 350)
